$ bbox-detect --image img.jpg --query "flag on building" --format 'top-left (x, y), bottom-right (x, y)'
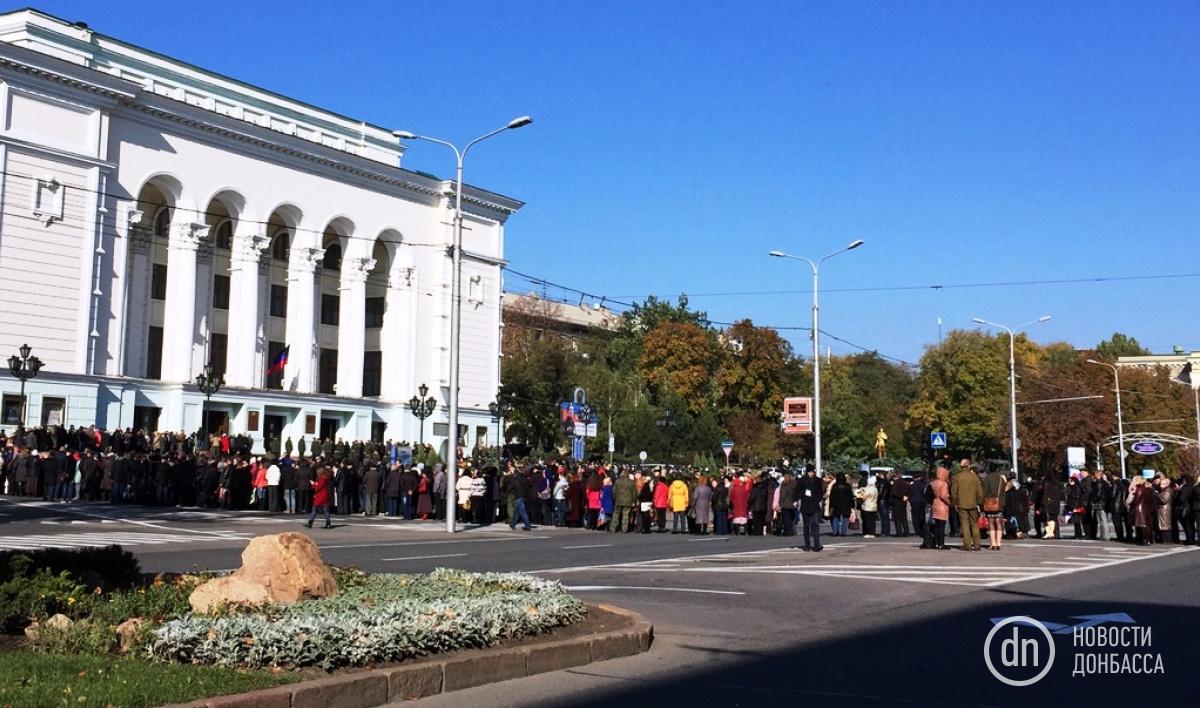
top-left (266, 345), bottom-right (290, 376)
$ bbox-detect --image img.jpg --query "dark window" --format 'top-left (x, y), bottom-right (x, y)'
top-left (322, 243), bottom-right (342, 271)
top-left (210, 332), bottom-right (227, 380)
top-left (321, 293), bottom-right (340, 326)
top-left (318, 348), bottom-right (338, 394)
top-left (362, 351), bottom-right (382, 397)
top-left (266, 340), bottom-right (285, 390)
top-left (272, 231), bottom-right (290, 262)
top-left (146, 326), bottom-right (163, 380)
top-left (133, 405), bottom-right (160, 433)
top-left (270, 284), bottom-right (288, 318)
top-left (151, 263), bottom-right (167, 300)
top-left (214, 220), bottom-right (233, 249)
top-left (212, 274), bottom-right (230, 310)
top-left (153, 207), bottom-right (170, 238)
top-left (365, 296), bottom-right (385, 329)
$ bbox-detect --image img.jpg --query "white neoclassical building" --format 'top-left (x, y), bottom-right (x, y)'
top-left (0, 8), bottom-right (519, 455)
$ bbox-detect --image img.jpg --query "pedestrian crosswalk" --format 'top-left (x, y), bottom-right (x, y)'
top-left (545, 542), bottom-right (1198, 588)
top-left (0, 531), bottom-right (251, 551)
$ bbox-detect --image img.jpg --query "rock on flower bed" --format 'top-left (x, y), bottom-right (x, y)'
top-left (147, 568), bottom-right (587, 670)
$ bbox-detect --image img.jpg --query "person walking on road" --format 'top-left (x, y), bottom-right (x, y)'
top-left (304, 465), bottom-right (333, 529)
top-left (508, 467), bottom-right (532, 531)
top-left (797, 465), bottom-right (824, 551)
top-left (951, 459), bottom-right (983, 551)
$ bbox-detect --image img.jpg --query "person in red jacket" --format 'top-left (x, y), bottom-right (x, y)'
top-left (304, 465), bottom-right (333, 529)
top-left (729, 473), bottom-right (751, 535)
top-left (652, 473), bottom-right (670, 533)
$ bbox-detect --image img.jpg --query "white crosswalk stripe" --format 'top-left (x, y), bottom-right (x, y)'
top-left (544, 544), bottom-right (1198, 588)
top-left (0, 531), bottom-right (251, 550)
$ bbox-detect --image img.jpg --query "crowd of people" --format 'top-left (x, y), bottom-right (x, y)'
top-left (2, 425), bottom-right (1198, 551)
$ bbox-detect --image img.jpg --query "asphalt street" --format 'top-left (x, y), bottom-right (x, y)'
top-left (2, 496), bottom-right (1197, 707)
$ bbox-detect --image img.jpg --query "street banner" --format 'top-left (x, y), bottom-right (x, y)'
top-left (1067, 446), bottom-right (1086, 473)
top-left (782, 396), bottom-right (813, 435)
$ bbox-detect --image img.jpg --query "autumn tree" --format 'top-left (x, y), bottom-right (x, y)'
top-left (716, 319), bottom-right (804, 421)
top-left (637, 321), bottom-right (720, 414)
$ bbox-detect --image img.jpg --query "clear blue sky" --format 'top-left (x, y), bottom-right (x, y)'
top-left (27, 0), bottom-right (1200, 363)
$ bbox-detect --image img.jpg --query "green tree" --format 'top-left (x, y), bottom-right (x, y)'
top-left (822, 352), bottom-right (917, 460)
top-left (717, 319), bottom-right (805, 422)
top-left (1094, 332), bottom-right (1151, 361)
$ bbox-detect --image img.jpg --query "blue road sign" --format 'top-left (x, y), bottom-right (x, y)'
top-left (930, 432), bottom-right (948, 449)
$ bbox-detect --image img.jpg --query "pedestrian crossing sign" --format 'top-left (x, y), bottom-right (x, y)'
top-left (930, 432), bottom-right (947, 449)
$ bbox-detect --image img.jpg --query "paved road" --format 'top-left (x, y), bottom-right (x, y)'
top-left (3, 497), bottom-right (1197, 707)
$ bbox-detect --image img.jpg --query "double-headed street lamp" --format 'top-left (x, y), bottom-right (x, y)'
top-left (7, 343), bottom-right (43, 427)
top-left (1086, 359), bottom-right (1127, 479)
top-left (488, 397), bottom-right (512, 449)
top-left (972, 315), bottom-right (1052, 481)
top-left (394, 115), bottom-right (532, 534)
top-left (409, 383), bottom-right (437, 445)
top-left (194, 362), bottom-right (224, 435)
top-left (768, 240), bottom-right (864, 476)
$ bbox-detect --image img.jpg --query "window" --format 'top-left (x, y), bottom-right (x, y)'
top-left (214, 220), bottom-right (233, 249)
top-left (271, 231), bottom-right (290, 262)
top-left (146, 326), bottom-right (163, 380)
top-left (133, 405), bottom-right (160, 433)
top-left (321, 293), bottom-right (340, 326)
top-left (269, 284), bottom-right (288, 318)
top-left (365, 296), bottom-right (385, 329)
top-left (153, 207), bottom-right (171, 238)
top-left (322, 243), bottom-right (342, 271)
top-left (151, 263), bottom-right (168, 300)
top-left (266, 340), bottom-right (285, 390)
top-left (318, 348), bottom-right (338, 394)
top-left (31, 177), bottom-right (64, 224)
top-left (41, 397), bottom-right (66, 427)
top-left (1, 395), bottom-right (24, 426)
top-left (212, 274), bottom-right (230, 310)
top-left (362, 351), bottom-right (382, 397)
top-left (209, 332), bottom-right (227, 379)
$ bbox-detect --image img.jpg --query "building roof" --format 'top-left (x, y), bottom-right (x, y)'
top-left (502, 292), bottom-right (619, 332)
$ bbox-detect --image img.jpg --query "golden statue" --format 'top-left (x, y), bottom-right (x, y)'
top-left (874, 427), bottom-right (888, 459)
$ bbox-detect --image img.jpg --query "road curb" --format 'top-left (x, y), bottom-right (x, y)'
top-left (169, 604), bottom-right (652, 707)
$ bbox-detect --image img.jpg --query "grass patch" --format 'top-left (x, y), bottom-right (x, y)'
top-left (0, 650), bottom-right (296, 707)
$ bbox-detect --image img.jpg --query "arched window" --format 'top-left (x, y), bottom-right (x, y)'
top-left (322, 242), bottom-right (342, 271)
top-left (271, 230), bottom-right (290, 262)
top-left (214, 220), bottom-right (233, 249)
top-left (153, 206), bottom-right (171, 238)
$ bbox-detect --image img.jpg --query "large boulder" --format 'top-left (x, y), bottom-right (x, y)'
top-left (189, 532), bottom-right (337, 613)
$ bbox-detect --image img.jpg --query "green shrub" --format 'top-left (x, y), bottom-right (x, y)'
top-left (0, 554), bottom-right (86, 631)
top-left (148, 569), bottom-right (587, 670)
top-left (0, 545), bottom-right (141, 591)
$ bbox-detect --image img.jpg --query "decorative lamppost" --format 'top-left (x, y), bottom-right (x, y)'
top-left (195, 362), bottom-right (224, 434)
top-left (393, 115), bottom-right (532, 534)
top-left (7, 343), bottom-right (43, 427)
top-left (488, 397), bottom-right (512, 449)
top-left (409, 383), bottom-right (437, 445)
top-left (656, 409), bottom-right (677, 465)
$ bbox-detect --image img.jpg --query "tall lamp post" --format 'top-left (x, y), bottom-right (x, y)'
top-left (488, 397), bottom-right (512, 451)
top-left (1086, 359), bottom-right (1127, 480)
top-left (972, 315), bottom-right (1052, 481)
top-left (7, 343), bottom-right (43, 427)
top-left (409, 383), bottom-right (437, 446)
top-left (194, 362), bottom-right (224, 437)
top-left (394, 115), bottom-right (532, 534)
top-left (768, 240), bottom-right (864, 476)
top-left (655, 409), bottom-right (677, 466)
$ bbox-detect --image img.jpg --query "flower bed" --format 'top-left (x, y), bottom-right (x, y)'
top-left (147, 569), bottom-right (587, 670)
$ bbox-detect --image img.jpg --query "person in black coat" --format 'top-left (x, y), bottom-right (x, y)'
top-left (829, 473), bottom-right (855, 536)
top-left (749, 474), bottom-right (771, 536)
top-left (908, 473), bottom-right (928, 541)
top-left (796, 465), bottom-right (825, 551)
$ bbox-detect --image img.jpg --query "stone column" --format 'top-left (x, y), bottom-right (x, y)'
top-left (380, 266), bottom-right (415, 402)
top-left (160, 222), bottom-right (208, 382)
top-left (284, 247), bottom-right (323, 393)
top-left (225, 227), bottom-right (268, 388)
top-left (120, 209), bottom-right (148, 377)
top-left (336, 256), bottom-right (375, 398)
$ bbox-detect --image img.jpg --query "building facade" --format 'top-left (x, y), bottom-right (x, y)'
top-left (0, 9), bottom-right (519, 456)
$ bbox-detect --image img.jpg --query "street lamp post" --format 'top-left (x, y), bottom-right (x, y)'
top-left (408, 383), bottom-right (437, 446)
top-left (655, 409), bottom-right (677, 465)
top-left (1086, 359), bottom-right (1127, 480)
top-left (7, 343), bottom-right (43, 427)
top-left (488, 398), bottom-right (512, 452)
top-left (768, 240), bottom-right (864, 476)
top-left (194, 362), bottom-right (224, 437)
top-left (394, 116), bottom-right (532, 534)
top-left (972, 315), bottom-right (1052, 481)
